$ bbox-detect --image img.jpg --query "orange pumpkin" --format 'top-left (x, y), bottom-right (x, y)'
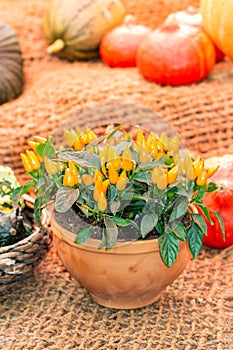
top-left (164, 6), bottom-right (225, 62)
top-left (100, 16), bottom-right (151, 67)
top-left (136, 23), bottom-right (216, 86)
top-left (201, 0), bottom-right (233, 60)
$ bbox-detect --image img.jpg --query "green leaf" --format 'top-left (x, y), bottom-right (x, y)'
top-left (187, 221), bottom-right (203, 259)
top-left (207, 182), bottom-right (218, 193)
top-left (171, 222), bottom-right (186, 241)
top-left (111, 216), bottom-right (139, 230)
top-left (58, 151), bottom-right (101, 169)
top-left (158, 231), bottom-right (179, 267)
top-left (196, 204), bottom-right (213, 225)
top-left (169, 196), bottom-right (189, 223)
top-left (136, 161), bottom-right (158, 171)
top-left (104, 216), bottom-right (118, 249)
top-left (12, 181), bottom-right (35, 206)
top-left (192, 213), bottom-right (207, 235)
top-left (98, 229), bottom-right (107, 250)
top-left (110, 201), bottom-right (120, 215)
top-left (55, 187), bottom-right (80, 213)
top-left (133, 172), bottom-right (151, 183)
top-left (195, 184), bottom-right (207, 201)
top-left (75, 226), bottom-right (92, 244)
top-left (212, 210), bottom-right (225, 240)
top-left (108, 184), bottom-right (118, 202)
top-left (33, 185), bottom-right (55, 226)
top-left (106, 124), bottom-right (122, 141)
top-left (140, 213), bottom-right (158, 237)
top-left (37, 137), bottom-right (55, 159)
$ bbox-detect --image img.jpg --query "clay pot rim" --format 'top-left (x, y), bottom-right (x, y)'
top-left (50, 209), bottom-right (190, 255)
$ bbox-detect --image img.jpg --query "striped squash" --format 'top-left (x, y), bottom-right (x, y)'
top-left (0, 22), bottom-right (23, 105)
top-left (43, 0), bottom-right (126, 61)
top-left (201, 0), bottom-right (233, 60)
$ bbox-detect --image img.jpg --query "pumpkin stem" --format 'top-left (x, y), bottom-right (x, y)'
top-left (47, 38), bottom-right (65, 54)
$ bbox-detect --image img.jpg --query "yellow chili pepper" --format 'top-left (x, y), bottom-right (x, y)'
top-left (122, 145), bottom-right (134, 171)
top-left (151, 166), bottom-right (160, 185)
top-left (102, 179), bottom-right (110, 194)
top-left (169, 134), bottom-right (179, 152)
top-left (73, 137), bottom-right (83, 151)
top-left (155, 149), bottom-right (165, 161)
top-left (167, 165), bottom-right (179, 184)
top-left (68, 161), bottom-right (79, 185)
top-left (20, 153), bottom-right (33, 172)
top-left (81, 174), bottom-right (94, 186)
top-left (196, 170), bottom-right (209, 186)
top-left (157, 169), bottom-right (168, 190)
top-left (28, 141), bottom-right (42, 161)
top-left (116, 170), bottom-right (127, 191)
top-left (26, 150), bottom-right (40, 170)
top-left (98, 192), bottom-right (107, 212)
top-left (63, 168), bottom-right (76, 187)
top-left (183, 154), bottom-right (195, 180)
top-left (207, 165), bottom-right (220, 178)
top-left (136, 128), bottom-right (146, 147)
top-left (107, 162), bottom-right (119, 184)
top-left (193, 156), bottom-right (204, 178)
top-left (85, 128), bottom-right (97, 143)
top-left (34, 135), bottom-right (47, 144)
top-left (93, 176), bottom-right (103, 201)
top-left (139, 147), bottom-right (151, 163)
top-left (63, 129), bottom-right (77, 147)
top-left (93, 169), bottom-right (104, 183)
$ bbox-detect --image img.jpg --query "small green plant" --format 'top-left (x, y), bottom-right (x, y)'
top-left (0, 166), bottom-right (32, 247)
top-left (13, 125), bottom-right (225, 266)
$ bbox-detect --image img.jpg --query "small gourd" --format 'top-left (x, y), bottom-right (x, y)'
top-left (0, 22), bottom-right (24, 105)
top-left (43, 0), bottom-right (126, 61)
top-left (201, 0), bottom-right (233, 60)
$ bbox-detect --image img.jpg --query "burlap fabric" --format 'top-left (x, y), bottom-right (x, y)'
top-left (0, 1), bottom-right (232, 349)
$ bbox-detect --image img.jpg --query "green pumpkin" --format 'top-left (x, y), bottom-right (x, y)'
top-left (0, 22), bottom-right (24, 105)
top-left (43, 0), bottom-right (126, 61)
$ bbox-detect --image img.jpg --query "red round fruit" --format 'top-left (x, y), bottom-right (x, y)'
top-left (136, 23), bottom-right (216, 86)
top-left (100, 19), bottom-right (151, 68)
top-left (202, 154), bottom-right (233, 248)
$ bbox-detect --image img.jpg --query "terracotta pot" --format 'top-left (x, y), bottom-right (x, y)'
top-left (51, 211), bottom-right (191, 309)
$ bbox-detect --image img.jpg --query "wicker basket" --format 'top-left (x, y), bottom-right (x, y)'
top-left (0, 196), bottom-right (52, 291)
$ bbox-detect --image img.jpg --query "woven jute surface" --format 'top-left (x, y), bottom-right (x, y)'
top-left (0, 1), bottom-right (233, 349)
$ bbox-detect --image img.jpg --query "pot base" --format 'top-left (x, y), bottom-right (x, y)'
top-left (90, 291), bottom-right (163, 309)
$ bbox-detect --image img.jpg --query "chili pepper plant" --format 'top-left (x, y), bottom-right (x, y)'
top-left (13, 125), bottom-right (225, 267)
